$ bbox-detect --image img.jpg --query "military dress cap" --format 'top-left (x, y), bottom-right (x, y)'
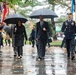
top-left (67, 13), bottom-right (72, 15)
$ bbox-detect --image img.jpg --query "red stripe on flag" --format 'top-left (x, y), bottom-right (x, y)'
top-left (1, 1), bottom-right (7, 22)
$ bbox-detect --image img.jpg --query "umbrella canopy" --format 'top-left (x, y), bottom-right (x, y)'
top-left (29, 8), bottom-right (58, 18)
top-left (4, 13), bottom-right (28, 24)
top-left (3, 26), bottom-right (11, 34)
top-left (0, 25), bottom-right (4, 30)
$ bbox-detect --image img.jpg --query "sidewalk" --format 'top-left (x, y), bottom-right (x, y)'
top-left (0, 45), bottom-right (76, 75)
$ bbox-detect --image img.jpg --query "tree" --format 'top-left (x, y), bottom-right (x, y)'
top-left (47, 0), bottom-right (71, 10)
top-left (0, 0), bottom-right (42, 13)
top-left (44, 0), bottom-right (71, 37)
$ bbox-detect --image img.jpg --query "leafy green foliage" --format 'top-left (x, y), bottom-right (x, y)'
top-left (48, 22), bottom-right (55, 37)
top-left (0, 0), bottom-right (3, 2)
top-left (47, 0), bottom-right (70, 8)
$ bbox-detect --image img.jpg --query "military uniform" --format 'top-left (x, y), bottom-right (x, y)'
top-left (61, 19), bottom-right (76, 60)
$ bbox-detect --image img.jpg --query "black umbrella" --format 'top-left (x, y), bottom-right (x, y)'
top-left (4, 13), bottom-right (28, 24)
top-left (29, 8), bottom-right (58, 18)
top-left (0, 25), bottom-right (4, 30)
top-left (3, 26), bottom-right (11, 34)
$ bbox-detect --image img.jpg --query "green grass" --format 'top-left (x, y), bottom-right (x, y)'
top-left (50, 41), bottom-right (62, 46)
top-left (25, 40), bottom-right (62, 46)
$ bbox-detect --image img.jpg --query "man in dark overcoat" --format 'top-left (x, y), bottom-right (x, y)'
top-left (36, 16), bottom-right (49, 60)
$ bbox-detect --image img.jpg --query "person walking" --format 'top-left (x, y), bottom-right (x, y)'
top-left (5, 32), bottom-right (11, 46)
top-left (13, 20), bottom-right (27, 58)
top-left (30, 26), bottom-right (35, 47)
top-left (36, 15), bottom-right (49, 60)
top-left (61, 13), bottom-right (76, 60)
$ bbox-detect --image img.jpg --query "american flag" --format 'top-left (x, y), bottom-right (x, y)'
top-left (71, 0), bottom-right (75, 13)
top-left (1, 1), bottom-right (8, 23)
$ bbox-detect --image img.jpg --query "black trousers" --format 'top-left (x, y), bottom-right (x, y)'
top-left (17, 46), bottom-right (23, 56)
top-left (66, 38), bottom-right (75, 58)
top-left (37, 39), bottom-right (47, 58)
top-left (13, 47), bottom-right (17, 56)
top-left (31, 39), bottom-right (35, 47)
top-left (66, 39), bottom-right (71, 58)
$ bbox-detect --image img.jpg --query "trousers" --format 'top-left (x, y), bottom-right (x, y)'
top-left (37, 39), bottom-right (47, 58)
top-left (66, 38), bottom-right (75, 58)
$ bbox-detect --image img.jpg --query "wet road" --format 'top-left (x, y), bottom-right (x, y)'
top-left (0, 45), bottom-right (76, 75)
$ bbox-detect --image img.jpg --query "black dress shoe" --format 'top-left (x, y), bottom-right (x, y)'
top-left (20, 55), bottom-right (22, 58)
top-left (14, 55), bottom-right (17, 57)
top-left (39, 57), bottom-right (45, 60)
top-left (36, 57), bottom-right (42, 60)
top-left (32, 46), bottom-right (34, 47)
top-left (71, 56), bottom-right (75, 60)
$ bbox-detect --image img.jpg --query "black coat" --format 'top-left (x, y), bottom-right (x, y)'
top-left (11, 25), bottom-right (16, 47)
top-left (13, 25), bottom-right (27, 46)
top-left (36, 21), bottom-right (49, 40)
top-left (31, 28), bottom-right (35, 40)
top-left (61, 20), bottom-right (76, 39)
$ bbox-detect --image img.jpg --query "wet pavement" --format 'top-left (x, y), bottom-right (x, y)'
top-left (0, 45), bottom-right (76, 75)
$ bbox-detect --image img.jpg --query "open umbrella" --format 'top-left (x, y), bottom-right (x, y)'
top-left (4, 13), bottom-right (28, 24)
top-left (29, 8), bottom-right (58, 18)
top-left (3, 26), bottom-right (11, 34)
top-left (3, 26), bottom-right (12, 38)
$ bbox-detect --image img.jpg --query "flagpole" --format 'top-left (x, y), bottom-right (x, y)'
top-left (75, 5), bottom-right (76, 23)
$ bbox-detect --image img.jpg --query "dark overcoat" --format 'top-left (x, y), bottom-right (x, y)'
top-left (11, 25), bottom-right (16, 47)
top-left (31, 28), bottom-right (35, 40)
top-left (13, 25), bottom-right (27, 46)
top-left (36, 21), bottom-right (49, 40)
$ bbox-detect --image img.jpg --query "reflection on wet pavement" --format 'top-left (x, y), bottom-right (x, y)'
top-left (0, 45), bottom-right (76, 75)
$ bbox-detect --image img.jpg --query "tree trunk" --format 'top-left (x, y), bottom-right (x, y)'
top-left (52, 4), bottom-right (55, 11)
top-left (51, 4), bottom-right (56, 39)
top-left (51, 18), bottom-right (56, 36)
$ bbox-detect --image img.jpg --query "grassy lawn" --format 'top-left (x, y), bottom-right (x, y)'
top-left (50, 40), bottom-right (62, 46)
top-left (26, 40), bottom-right (62, 46)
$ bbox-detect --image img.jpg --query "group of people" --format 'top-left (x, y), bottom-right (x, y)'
top-left (0, 12), bottom-right (76, 61)
top-left (35, 13), bottom-right (76, 60)
top-left (9, 15), bottom-right (50, 60)
top-left (0, 15), bottom-right (50, 60)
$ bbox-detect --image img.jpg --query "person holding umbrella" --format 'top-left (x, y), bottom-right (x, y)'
top-left (3, 13), bottom-right (28, 58)
top-left (36, 15), bottom-right (49, 60)
top-left (13, 20), bottom-right (27, 58)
